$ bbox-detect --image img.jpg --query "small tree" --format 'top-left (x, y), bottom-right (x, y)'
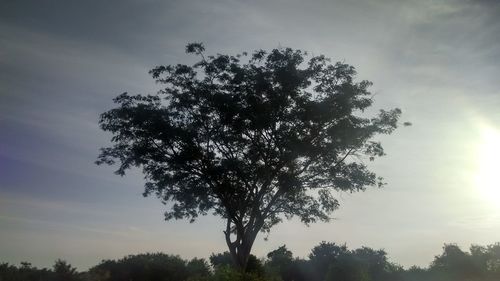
top-left (53, 259), bottom-right (79, 281)
top-left (309, 241), bottom-right (349, 280)
top-left (266, 245), bottom-right (295, 281)
top-left (89, 253), bottom-right (199, 281)
top-left (97, 43), bottom-right (402, 271)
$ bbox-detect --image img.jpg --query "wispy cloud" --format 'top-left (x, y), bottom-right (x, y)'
top-left (0, 214), bottom-right (134, 237)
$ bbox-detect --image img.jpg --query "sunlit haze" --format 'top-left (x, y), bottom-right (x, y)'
top-left (475, 124), bottom-right (500, 204)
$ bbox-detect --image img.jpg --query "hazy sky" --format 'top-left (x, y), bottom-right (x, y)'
top-left (1, 0), bottom-right (500, 270)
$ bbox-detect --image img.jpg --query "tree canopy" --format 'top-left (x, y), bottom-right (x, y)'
top-left (97, 43), bottom-right (402, 270)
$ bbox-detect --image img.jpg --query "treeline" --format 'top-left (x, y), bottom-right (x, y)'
top-left (1, 242), bottom-right (500, 281)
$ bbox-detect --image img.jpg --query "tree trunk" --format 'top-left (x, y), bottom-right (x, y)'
top-left (224, 218), bottom-right (262, 272)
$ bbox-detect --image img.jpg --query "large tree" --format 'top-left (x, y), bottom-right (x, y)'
top-left (97, 43), bottom-right (402, 271)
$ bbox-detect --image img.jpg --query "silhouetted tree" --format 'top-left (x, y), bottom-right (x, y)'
top-left (325, 254), bottom-right (371, 281)
top-left (3, 242), bottom-right (500, 281)
top-left (97, 42), bottom-right (402, 270)
top-left (308, 241), bottom-right (348, 280)
top-left (186, 258), bottom-right (211, 279)
top-left (351, 247), bottom-right (392, 281)
top-left (53, 259), bottom-right (79, 281)
top-left (286, 259), bottom-right (312, 281)
top-left (307, 242), bottom-right (403, 281)
top-left (430, 244), bottom-right (479, 280)
top-left (0, 262), bottom-right (54, 281)
top-left (266, 245), bottom-right (293, 272)
top-left (265, 245), bottom-right (309, 281)
top-left (210, 251), bottom-right (264, 276)
top-left (0, 263), bottom-right (19, 281)
top-left (401, 265), bottom-right (428, 281)
top-left (89, 253), bottom-right (208, 281)
top-left (484, 243), bottom-right (500, 274)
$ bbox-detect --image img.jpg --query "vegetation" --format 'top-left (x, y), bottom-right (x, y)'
top-left (2, 242), bottom-right (500, 281)
top-left (97, 43), bottom-right (402, 270)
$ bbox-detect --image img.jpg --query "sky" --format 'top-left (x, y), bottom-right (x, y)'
top-left (1, 0), bottom-right (500, 270)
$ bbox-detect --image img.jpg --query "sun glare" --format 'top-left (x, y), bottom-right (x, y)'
top-left (475, 125), bottom-right (500, 203)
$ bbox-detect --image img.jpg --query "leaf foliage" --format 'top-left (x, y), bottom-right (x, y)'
top-left (97, 43), bottom-right (401, 233)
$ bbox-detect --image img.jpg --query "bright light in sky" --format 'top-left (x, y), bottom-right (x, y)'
top-left (475, 125), bottom-right (500, 204)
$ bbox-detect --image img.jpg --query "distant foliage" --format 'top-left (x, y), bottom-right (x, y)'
top-left (0, 260), bottom-right (78, 281)
top-left (88, 253), bottom-right (210, 281)
top-left (210, 252), bottom-right (265, 277)
top-left (2, 242), bottom-right (500, 281)
top-left (53, 259), bottom-right (80, 281)
top-left (425, 243), bottom-right (500, 281)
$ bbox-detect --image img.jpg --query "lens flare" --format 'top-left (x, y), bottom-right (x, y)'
top-left (475, 125), bottom-right (500, 203)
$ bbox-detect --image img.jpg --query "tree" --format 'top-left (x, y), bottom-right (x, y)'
top-left (325, 255), bottom-right (371, 281)
top-left (186, 258), bottom-right (211, 279)
top-left (53, 259), bottom-right (79, 281)
top-left (210, 252), bottom-right (235, 269)
top-left (265, 245), bottom-right (297, 281)
top-left (430, 244), bottom-right (483, 281)
top-left (484, 243), bottom-right (500, 274)
top-left (309, 241), bottom-right (348, 280)
top-left (267, 245), bottom-right (293, 267)
top-left (97, 43), bottom-right (402, 271)
top-left (88, 253), bottom-right (206, 281)
top-left (210, 252), bottom-right (264, 275)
